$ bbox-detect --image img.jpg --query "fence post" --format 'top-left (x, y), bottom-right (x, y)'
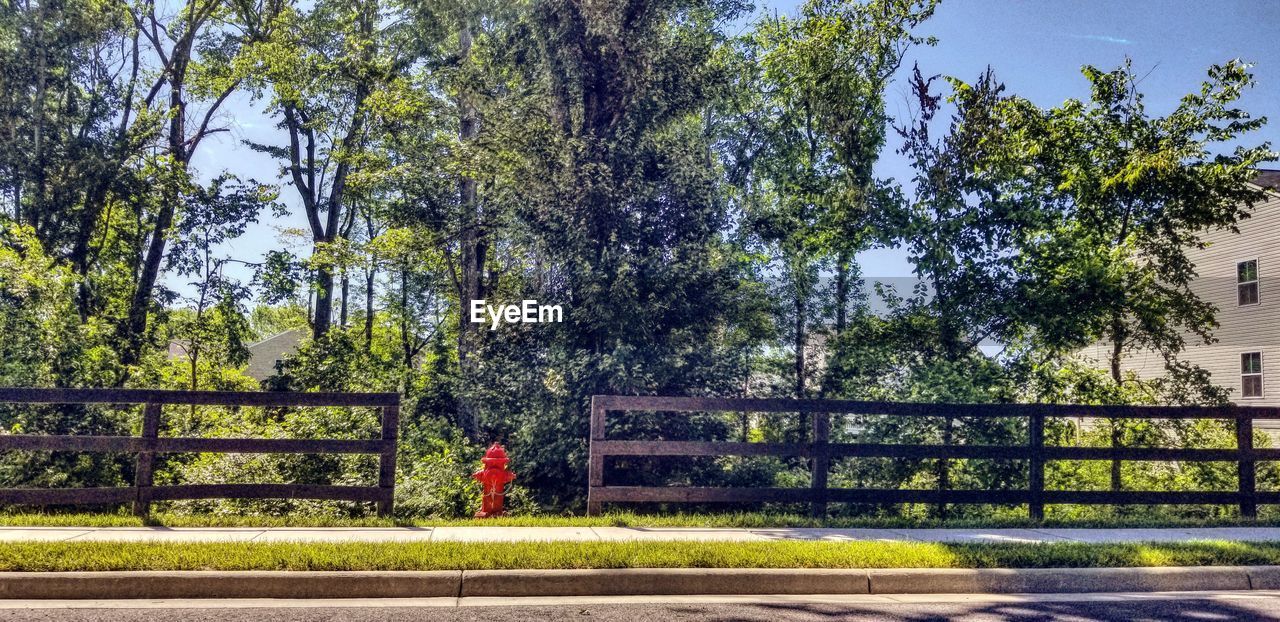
top-left (587, 396), bottom-right (605, 516)
top-left (1028, 411), bottom-right (1045, 522)
top-left (377, 404), bottom-right (399, 518)
top-left (936, 415), bottom-right (952, 520)
top-left (1110, 420), bottom-right (1123, 492)
top-left (133, 402), bottom-right (161, 517)
top-left (810, 411), bottom-right (830, 518)
top-left (1237, 412), bottom-right (1257, 519)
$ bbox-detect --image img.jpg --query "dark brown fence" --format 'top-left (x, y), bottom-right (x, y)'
top-left (587, 395), bottom-right (1280, 519)
top-left (0, 388), bottom-right (400, 516)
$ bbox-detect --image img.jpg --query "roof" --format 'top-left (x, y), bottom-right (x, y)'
top-left (166, 339), bottom-right (190, 360)
top-left (245, 329), bottom-right (306, 380)
top-left (1252, 169), bottom-right (1280, 190)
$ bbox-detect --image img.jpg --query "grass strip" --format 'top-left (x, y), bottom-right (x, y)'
top-left (0, 540), bottom-right (1278, 572)
top-left (6, 511), bottom-right (1280, 529)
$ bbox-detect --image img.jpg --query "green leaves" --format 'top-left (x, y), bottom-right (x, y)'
top-left (901, 57), bottom-right (1275, 406)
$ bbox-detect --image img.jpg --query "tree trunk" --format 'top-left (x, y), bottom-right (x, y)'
top-left (456, 20), bottom-right (482, 372)
top-left (121, 197), bottom-right (176, 367)
top-left (293, 4), bottom-right (371, 341)
top-left (453, 18), bottom-right (482, 440)
top-left (364, 267), bottom-right (375, 350)
top-left (400, 268), bottom-right (413, 369)
top-left (794, 292), bottom-right (806, 399)
top-left (834, 251), bottom-right (850, 335)
top-left (339, 272), bottom-right (350, 327)
top-left (71, 181), bottom-right (111, 321)
top-left (29, 0), bottom-right (47, 230)
top-left (794, 287), bottom-right (808, 438)
top-left (1109, 315), bottom-right (1125, 492)
top-left (119, 30), bottom-right (196, 369)
top-left (313, 262), bottom-right (334, 339)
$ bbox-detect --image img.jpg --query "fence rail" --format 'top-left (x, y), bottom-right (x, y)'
top-left (586, 395), bottom-right (1280, 518)
top-left (0, 388), bottom-right (400, 516)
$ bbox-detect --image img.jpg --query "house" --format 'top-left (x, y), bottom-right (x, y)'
top-left (165, 329), bottom-right (305, 381)
top-left (1081, 169), bottom-right (1280, 409)
top-left (243, 329), bottom-right (306, 380)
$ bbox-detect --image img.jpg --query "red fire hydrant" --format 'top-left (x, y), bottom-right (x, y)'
top-left (472, 443), bottom-right (516, 518)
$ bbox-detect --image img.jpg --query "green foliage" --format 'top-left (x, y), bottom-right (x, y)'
top-left (394, 441), bottom-right (480, 520)
top-left (1006, 60), bottom-right (1273, 376)
top-left (0, 223), bottom-right (130, 491)
top-left (271, 330), bottom-right (394, 392)
top-left (1, 0), bottom-right (1276, 522)
top-left (725, 0), bottom-right (938, 404)
top-left (249, 303), bottom-right (310, 338)
top-left (0, 224), bottom-right (89, 385)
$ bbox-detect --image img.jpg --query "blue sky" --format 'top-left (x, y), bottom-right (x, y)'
top-left (185, 0), bottom-right (1280, 297)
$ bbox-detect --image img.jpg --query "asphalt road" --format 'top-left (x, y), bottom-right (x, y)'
top-left (3, 595), bottom-right (1280, 622)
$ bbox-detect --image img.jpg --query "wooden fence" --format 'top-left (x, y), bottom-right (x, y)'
top-left (0, 388), bottom-right (400, 517)
top-left (587, 395), bottom-right (1280, 518)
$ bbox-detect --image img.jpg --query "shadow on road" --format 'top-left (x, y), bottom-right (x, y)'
top-left (3, 597), bottom-right (1280, 622)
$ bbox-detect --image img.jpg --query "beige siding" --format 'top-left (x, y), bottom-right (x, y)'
top-left (245, 329), bottom-right (305, 381)
top-left (1176, 190), bottom-right (1280, 407)
top-left (1088, 190), bottom-right (1280, 410)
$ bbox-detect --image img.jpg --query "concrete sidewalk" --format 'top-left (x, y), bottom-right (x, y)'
top-left (4, 526), bottom-right (1280, 543)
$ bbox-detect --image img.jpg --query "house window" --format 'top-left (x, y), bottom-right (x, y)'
top-left (1242, 352), bottom-right (1264, 398)
top-left (1239, 260), bottom-right (1260, 306)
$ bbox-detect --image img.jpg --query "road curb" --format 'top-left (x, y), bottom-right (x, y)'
top-left (461, 568), bottom-right (869, 597)
top-left (0, 567), bottom-right (1277, 599)
top-left (0, 571), bottom-right (462, 600)
top-left (869, 566), bottom-right (1252, 594)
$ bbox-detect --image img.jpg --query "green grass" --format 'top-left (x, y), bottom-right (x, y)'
top-left (0, 512), bottom-right (400, 528)
top-left (5, 511), bottom-right (1280, 529)
top-left (0, 540), bottom-right (1277, 571)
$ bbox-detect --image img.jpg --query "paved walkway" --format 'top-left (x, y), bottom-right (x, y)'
top-left (5, 526), bottom-right (1280, 543)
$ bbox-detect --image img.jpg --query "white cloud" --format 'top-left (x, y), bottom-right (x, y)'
top-left (1067, 33), bottom-right (1133, 45)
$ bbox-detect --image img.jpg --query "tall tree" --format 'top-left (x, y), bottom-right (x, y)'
top-left (0, 0), bottom-right (267, 374)
top-left (165, 174), bottom-right (275, 388)
top-left (243, 0), bottom-right (420, 339)
top-left (727, 0), bottom-right (935, 401)
top-left (891, 59), bottom-right (1274, 395)
top-left (0, 0), bottom-right (142, 322)
top-left (975, 60), bottom-right (1271, 400)
top-left (892, 65), bottom-right (1025, 359)
top-left (1008, 60), bottom-right (1273, 489)
top-left (450, 0), bottom-right (762, 505)
top-left (118, 0), bottom-right (263, 366)
top-left (889, 60), bottom-right (1274, 496)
